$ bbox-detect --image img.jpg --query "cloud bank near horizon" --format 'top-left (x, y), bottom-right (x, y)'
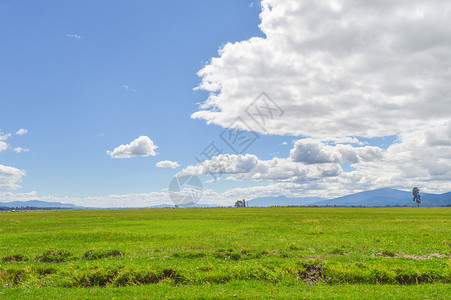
top-left (180, 121), bottom-right (451, 196)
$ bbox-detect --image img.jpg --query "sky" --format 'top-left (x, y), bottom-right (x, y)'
top-left (1, 0), bottom-right (451, 207)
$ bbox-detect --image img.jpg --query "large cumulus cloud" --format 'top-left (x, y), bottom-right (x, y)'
top-left (192, 0), bottom-right (451, 138)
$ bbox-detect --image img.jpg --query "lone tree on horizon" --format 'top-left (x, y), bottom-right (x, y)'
top-left (235, 199), bottom-right (246, 208)
top-left (412, 187), bottom-right (421, 207)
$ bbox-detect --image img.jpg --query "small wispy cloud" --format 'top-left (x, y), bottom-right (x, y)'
top-left (0, 131), bottom-right (11, 153)
top-left (0, 141), bottom-right (8, 153)
top-left (1, 129), bottom-right (29, 153)
top-left (16, 129), bottom-right (28, 136)
top-left (13, 147), bottom-right (30, 153)
top-left (0, 132), bottom-right (11, 141)
top-left (122, 85), bottom-right (137, 93)
top-left (67, 34), bottom-right (82, 39)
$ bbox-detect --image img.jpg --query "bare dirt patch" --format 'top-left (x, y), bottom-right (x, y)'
top-left (298, 263), bottom-right (325, 285)
top-left (395, 253), bottom-right (448, 260)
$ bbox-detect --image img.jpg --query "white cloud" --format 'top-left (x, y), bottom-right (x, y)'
top-left (5, 120), bottom-right (451, 207)
top-left (424, 121), bottom-right (451, 146)
top-left (67, 34), bottom-right (81, 39)
top-left (156, 160), bottom-right (180, 168)
top-left (179, 153), bottom-right (341, 183)
top-left (0, 132), bottom-right (11, 141)
top-left (179, 124), bottom-right (451, 195)
top-left (122, 85), bottom-right (136, 93)
top-left (181, 154), bottom-right (259, 176)
top-left (221, 182), bottom-right (327, 201)
top-left (193, 0), bottom-right (451, 139)
top-left (0, 130), bottom-right (30, 153)
top-left (0, 185), bottom-right (318, 208)
top-left (326, 137), bottom-right (363, 145)
top-left (0, 131), bottom-right (10, 152)
top-left (290, 139), bottom-right (383, 164)
top-left (0, 141), bottom-right (8, 153)
top-left (0, 189), bottom-right (230, 208)
top-left (107, 136), bottom-right (158, 158)
top-left (0, 190), bottom-right (172, 208)
top-left (13, 147), bottom-right (30, 153)
top-left (16, 129), bottom-right (28, 136)
top-left (4, 121), bottom-right (451, 204)
top-left (0, 164), bottom-right (26, 190)
top-left (188, 0), bottom-right (451, 195)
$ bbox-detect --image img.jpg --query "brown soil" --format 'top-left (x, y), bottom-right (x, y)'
top-left (298, 263), bottom-right (325, 285)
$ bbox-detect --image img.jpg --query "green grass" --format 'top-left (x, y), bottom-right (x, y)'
top-left (0, 207), bottom-right (450, 298)
top-left (2, 282), bottom-right (451, 299)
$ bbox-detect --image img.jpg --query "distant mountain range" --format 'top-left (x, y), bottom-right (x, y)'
top-left (247, 188), bottom-right (451, 207)
top-left (0, 200), bottom-right (217, 209)
top-left (145, 202), bottom-right (219, 209)
top-left (0, 200), bottom-right (82, 209)
top-left (1, 188), bottom-right (450, 209)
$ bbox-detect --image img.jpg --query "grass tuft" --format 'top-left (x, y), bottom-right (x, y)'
top-left (83, 249), bottom-right (123, 260)
top-left (381, 250), bottom-right (396, 257)
top-left (2, 254), bottom-right (28, 262)
top-left (330, 247), bottom-right (345, 255)
top-left (35, 250), bottom-right (74, 263)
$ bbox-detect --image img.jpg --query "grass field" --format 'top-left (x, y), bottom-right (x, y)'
top-left (0, 207), bottom-right (450, 299)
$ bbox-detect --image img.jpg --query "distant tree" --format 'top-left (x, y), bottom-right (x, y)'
top-left (235, 199), bottom-right (246, 208)
top-left (412, 187), bottom-right (421, 207)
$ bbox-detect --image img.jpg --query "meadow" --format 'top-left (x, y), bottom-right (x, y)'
top-left (0, 207), bottom-right (450, 299)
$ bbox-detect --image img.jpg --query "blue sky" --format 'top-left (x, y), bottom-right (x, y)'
top-left (1, 1), bottom-right (451, 207)
top-left (0, 0), bottom-right (285, 203)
